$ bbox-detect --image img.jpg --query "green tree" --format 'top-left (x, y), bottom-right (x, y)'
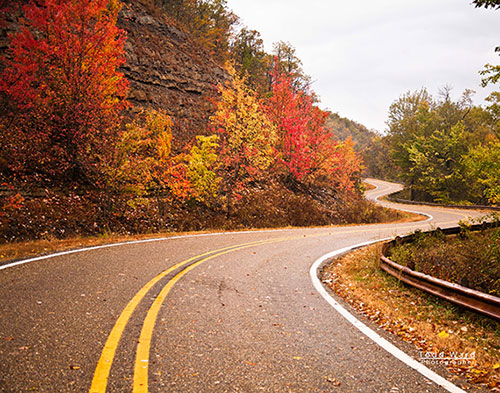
top-left (404, 122), bottom-right (470, 203)
top-left (230, 28), bottom-right (269, 92)
top-left (271, 41), bottom-right (311, 92)
top-left (384, 88), bottom-right (494, 202)
top-left (485, 91), bottom-right (500, 138)
top-left (464, 140), bottom-right (500, 204)
top-left (480, 62), bottom-right (500, 87)
top-left (386, 89), bottom-right (436, 198)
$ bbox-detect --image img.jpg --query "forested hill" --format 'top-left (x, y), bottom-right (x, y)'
top-left (0, 0), bottom-right (376, 152)
top-left (325, 113), bottom-right (377, 151)
top-left (0, 0), bottom-right (399, 242)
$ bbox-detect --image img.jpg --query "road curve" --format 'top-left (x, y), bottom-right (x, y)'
top-left (0, 179), bottom-right (488, 393)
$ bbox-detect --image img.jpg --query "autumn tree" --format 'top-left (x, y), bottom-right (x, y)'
top-left (210, 63), bottom-right (277, 215)
top-left (328, 138), bottom-right (362, 195)
top-left (114, 109), bottom-right (199, 219)
top-left (0, 0), bottom-right (128, 189)
top-left (271, 41), bottom-right (311, 92)
top-left (230, 28), bottom-right (269, 92)
top-left (264, 71), bottom-right (330, 183)
top-left (186, 135), bottom-right (221, 205)
top-left (114, 109), bottom-right (172, 196)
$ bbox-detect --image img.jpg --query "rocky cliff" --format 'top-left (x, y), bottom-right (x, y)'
top-left (119, 1), bottom-right (226, 148)
top-left (0, 0), bottom-right (226, 149)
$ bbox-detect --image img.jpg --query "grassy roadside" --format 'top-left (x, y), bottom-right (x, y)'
top-left (388, 227), bottom-right (500, 296)
top-left (0, 180), bottom-right (413, 264)
top-left (0, 204), bottom-right (424, 265)
top-left (362, 182), bottom-right (377, 192)
top-left (321, 244), bottom-right (500, 391)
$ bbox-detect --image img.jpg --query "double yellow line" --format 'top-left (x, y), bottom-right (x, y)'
top-left (89, 216), bottom-right (453, 392)
top-left (89, 236), bottom-right (299, 393)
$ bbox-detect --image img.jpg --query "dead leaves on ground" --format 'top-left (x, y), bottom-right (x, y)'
top-left (321, 246), bottom-right (500, 391)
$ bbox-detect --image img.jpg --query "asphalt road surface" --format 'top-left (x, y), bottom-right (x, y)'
top-left (0, 179), bottom-right (489, 393)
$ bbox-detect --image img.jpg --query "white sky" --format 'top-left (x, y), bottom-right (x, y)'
top-left (225, 0), bottom-right (499, 133)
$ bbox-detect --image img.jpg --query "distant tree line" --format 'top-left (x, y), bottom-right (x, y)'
top-left (363, 88), bottom-right (499, 204)
top-left (363, 2), bottom-right (500, 205)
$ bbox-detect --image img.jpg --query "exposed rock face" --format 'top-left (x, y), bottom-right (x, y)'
top-left (0, 0), bottom-right (226, 149)
top-left (118, 1), bottom-right (226, 149)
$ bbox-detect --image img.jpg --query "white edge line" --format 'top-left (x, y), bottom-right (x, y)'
top-left (366, 179), bottom-right (434, 223)
top-left (309, 239), bottom-right (466, 393)
top-left (1, 180), bottom-right (433, 272)
top-left (0, 228), bottom-right (292, 271)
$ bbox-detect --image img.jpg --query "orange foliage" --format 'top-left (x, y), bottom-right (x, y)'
top-left (0, 0), bottom-right (128, 188)
top-left (210, 64), bottom-right (276, 198)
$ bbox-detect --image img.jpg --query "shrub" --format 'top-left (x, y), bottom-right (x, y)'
top-left (389, 227), bottom-right (500, 296)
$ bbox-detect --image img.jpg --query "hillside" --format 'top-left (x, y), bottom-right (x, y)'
top-left (325, 112), bottom-right (377, 151)
top-left (0, 0), bottom-right (399, 242)
top-left (118, 0), bottom-right (226, 148)
top-left (0, 0), bottom-right (226, 149)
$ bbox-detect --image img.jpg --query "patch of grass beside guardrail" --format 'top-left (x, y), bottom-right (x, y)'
top-left (321, 245), bottom-right (500, 390)
top-left (388, 226), bottom-right (500, 297)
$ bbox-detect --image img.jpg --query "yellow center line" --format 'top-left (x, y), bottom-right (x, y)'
top-left (132, 237), bottom-right (290, 393)
top-left (89, 238), bottom-right (288, 393)
top-left (132, 216), bottom-right (481, 391)
top-left (90, 209), bottom-right (475, 393)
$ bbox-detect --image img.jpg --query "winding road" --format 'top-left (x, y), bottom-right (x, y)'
top-left (0, 179), bottom-right (488, 393)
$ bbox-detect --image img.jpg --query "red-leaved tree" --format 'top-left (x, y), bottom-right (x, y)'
top-left (263, 69), bottom-right (362, 195)
top-left (0, 0), bottom-right (128, 188)
top-left (263, 71), bottom-right (331, 182)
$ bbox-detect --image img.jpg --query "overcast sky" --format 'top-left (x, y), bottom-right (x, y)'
top-left (225, 0), bottom-right (499, 133)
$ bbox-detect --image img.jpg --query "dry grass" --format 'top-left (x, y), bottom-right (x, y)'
top-left (1, 183), bottom-right (412, 243)
top-left (0, 231), bottom-right (183, 263)
top-left (321, 244), bottom-right (500, 391)
top-left (362, 181), bottom-right (377, 192)
top-left (0, 205), bottom-right (424, 265)
top-left (389, 228), bottom-right (500, 296)
top-left (388, 210), bottom-right (427, 223)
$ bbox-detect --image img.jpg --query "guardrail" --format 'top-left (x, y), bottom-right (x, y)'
top-left (380, 223), bottom-right (500, 321)
top-left (385, 192), bottom-right (500, 211)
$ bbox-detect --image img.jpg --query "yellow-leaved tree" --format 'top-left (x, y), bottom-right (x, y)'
top-left (186, 135), bottom-right (221, 206)
top-left (210, 63), bottom-right (277, 216)
top-left (114, 109), bottom-right (172, 196)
